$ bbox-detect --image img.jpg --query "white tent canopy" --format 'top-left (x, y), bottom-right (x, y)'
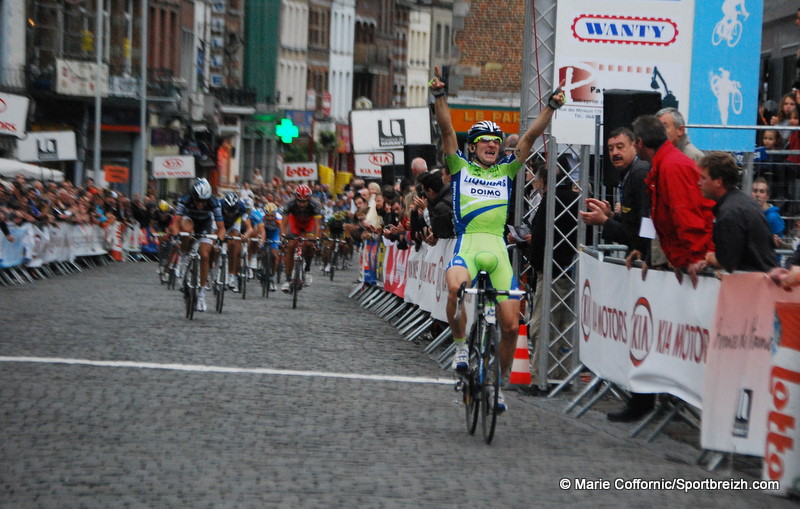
top-left (0, 158), bottom-right (65, 182)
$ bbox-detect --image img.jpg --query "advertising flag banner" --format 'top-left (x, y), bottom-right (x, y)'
top-left (688, 1), bottom-right (763, 151)
top-left (702, 273), bottom-right (800, 458)
top-left (579, 252), bottom-right (719, 408)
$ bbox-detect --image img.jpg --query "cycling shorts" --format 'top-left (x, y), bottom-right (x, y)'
top-left (448, 232), bottom-right (519, 302)
top-left (183, 216), bottom-right (215, 238)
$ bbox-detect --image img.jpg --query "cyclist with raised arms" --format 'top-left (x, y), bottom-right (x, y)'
top-left (170, 178), bottom-right (226, 312)
top-left (280, 184), bottom-right (322, 292)
top-left (430, 66), bottom-right (565, 411)
top-left (220, 192), bottom-right (255, 291)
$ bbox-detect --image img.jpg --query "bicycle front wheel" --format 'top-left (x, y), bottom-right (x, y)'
top-left (292, 257), bottom-right (303, 309)
top-left (330, 247), bottom-right (338, 281)
top-left (185, 259), bottom-right (198, 320)
top-left (263, 250), bottom-right (272, 298)
top-left (481, 323), bottom-right (501, 444)
top-left (216, 254), bottom-right (227, 313)
top-left (239, 252), bottom-right (248, 299)
top-left (464, 322), bottom-right (481, 435)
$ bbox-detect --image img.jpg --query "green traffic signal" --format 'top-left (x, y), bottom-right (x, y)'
top-left (275, 118), bottom-right (299, 143)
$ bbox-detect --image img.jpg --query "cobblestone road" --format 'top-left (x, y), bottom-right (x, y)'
top-left (0, 261), bottom-right (794, 507)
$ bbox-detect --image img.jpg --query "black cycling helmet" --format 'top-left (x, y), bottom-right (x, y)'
top-left (467, 120), bottom-right (503, 144)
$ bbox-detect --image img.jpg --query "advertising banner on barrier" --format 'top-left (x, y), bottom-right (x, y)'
top-left (701, 273), bottom-right (800, 458)
top-left (403, 240), bottom-right (454, 323)
top-left (383, 243), bottom-right (410, 298)
top-left (578, 252), bottom-right (719, 408)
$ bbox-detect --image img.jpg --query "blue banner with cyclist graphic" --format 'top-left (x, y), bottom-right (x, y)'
top-left (688, 0), bottom-right (762, 151)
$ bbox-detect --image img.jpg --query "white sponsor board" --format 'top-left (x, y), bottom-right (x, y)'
top-left (578, 252), bottom-right (719, 408)
top-left (353, 152), bottom-right (403, 178)
top-left (152, 155), bottom-right (196, 179)
top-left (551, 0), bottom-right (696, 145)
top-left (56, 59), bottom-right (109, 97)
top-left (350, 108), bottom-right (431, 153)
top-left (17, 131), bottom-right (77, 162)
top-left (0, 92), bottom-right (29, 138)
top-left (283, 162), bottom-right (318, 182)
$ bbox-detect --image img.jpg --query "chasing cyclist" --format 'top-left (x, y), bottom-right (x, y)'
top-left (220, 192), bottom-right (255, 292)
top-left (170, 178), bottom-right (226, 312)
top-left (430, 65), bottom-right (565, 411)
top-left (280, 184), bottom-right (322, 292)
top-left (261, 201), bottom-right (282, 291)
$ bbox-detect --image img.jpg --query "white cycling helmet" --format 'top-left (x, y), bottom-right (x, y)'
top-left (191, 178), bottom-right (212, 200)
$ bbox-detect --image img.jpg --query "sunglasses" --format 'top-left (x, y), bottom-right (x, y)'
top-left (474, 135), bottom-right (502, 144)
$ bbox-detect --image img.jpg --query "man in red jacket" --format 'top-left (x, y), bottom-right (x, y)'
top-left (632, 115), bottom-right (714, 288)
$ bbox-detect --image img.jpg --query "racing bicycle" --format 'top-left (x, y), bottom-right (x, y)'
top-left (179, 232), bottom-right (217, 320)
top-left (454, 252), bottom-right (526, 444)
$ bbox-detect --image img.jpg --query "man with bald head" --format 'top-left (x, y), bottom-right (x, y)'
top-left (410, 157), bottom-right (429, 181)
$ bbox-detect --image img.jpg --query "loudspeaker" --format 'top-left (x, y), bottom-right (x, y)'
top-left (403, 144), bottom-right (438, 179)
top-left (381, 165), bottom-right (404, 188)
top-left (603, 89), bottom-right (661, 187)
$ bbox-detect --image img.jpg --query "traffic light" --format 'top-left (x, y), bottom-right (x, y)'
top-left (275, 118), bottom-right (299, 143)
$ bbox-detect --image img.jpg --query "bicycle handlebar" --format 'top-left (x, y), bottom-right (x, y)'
top-left (178, 232), bottom-right (217, 240)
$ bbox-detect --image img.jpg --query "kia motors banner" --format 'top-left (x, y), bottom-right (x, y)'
top-left (0, 92), bottom-right (30, 139)
top-left (552, 0), bottom-right (697, 146)
top-left (701, 273), bottom-right (800, 458)
top-left (152, 155), bottom-right (196, 179)
top-left (283, 162), bottom-right (318, 182)
top-left (354, 152), bottom-right (401, 178)
top-left (578, 252), bottom-right (720, 408)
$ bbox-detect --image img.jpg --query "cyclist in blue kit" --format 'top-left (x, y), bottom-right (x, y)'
top-left (429, 66), bottom-right (565, 411)
top-left (171, 178), bottom-right (226, 312)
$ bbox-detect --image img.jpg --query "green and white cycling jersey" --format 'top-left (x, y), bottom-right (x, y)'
top-left (446, 150), bottom-right (521, 236)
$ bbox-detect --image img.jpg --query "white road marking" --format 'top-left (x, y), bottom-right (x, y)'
top-left (0, 356), bottom-right (454, 385)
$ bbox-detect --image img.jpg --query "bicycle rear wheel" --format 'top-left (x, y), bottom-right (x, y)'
top-left (481, 323), bottom-right (500, 444)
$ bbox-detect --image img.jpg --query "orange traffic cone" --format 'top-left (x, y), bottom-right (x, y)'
top-left (509, 323), bottom-right (532, 386)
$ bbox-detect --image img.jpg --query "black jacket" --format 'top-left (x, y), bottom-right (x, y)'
top-left (712, 189), bottom-right (778, 272)
top-left (601, 158), bottom-right (651, 257)
top-left (429, 187), bottom-right (454, 239)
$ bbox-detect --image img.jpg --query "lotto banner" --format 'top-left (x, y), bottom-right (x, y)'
top-left (578, 252), bottom-right (719, 408)
top-left (764, 303), bottom-right (800, 495)
top-left (552, 0), bottom-right (696, 146)
top-left (701, 274), bottom-right (800, 459)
